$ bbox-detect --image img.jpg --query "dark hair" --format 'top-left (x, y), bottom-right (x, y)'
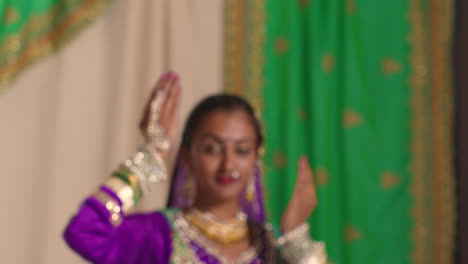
top-left (181, 94), bottom-right (263, 150)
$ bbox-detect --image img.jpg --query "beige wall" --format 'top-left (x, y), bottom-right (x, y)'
top-left (0, 0), bottom-right (223, 263)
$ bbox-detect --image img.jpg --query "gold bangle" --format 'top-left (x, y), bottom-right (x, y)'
top-left (103, 177), bottom-right (135, 211)
top-left (93, 190), bottom-right (122, 226)
top-left (112, 169), bottom-right (142, 204)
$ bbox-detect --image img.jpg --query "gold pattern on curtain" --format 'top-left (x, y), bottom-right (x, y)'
top-left (0, 0), bottom-right (113, 93)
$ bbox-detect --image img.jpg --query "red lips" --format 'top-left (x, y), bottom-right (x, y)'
top-left (216, 175), bottom-right (237, 186)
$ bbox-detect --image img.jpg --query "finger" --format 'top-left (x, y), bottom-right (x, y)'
top-left (149, 72), bottom-right (171, 106)
top-left (297, 156), bottom-right (316, 194)
top-left (159, 73), bottom-right (179, 127)
top-left (139, 72), bottom-right (171, 131)
top-left (303, 157), bottom-right (314, 184)
top-left (163, 77), bottom-right (179, 119)
top-left (167, 79), bottom-right (181, 119)
top-left (168, 83), bottom-right (182, 141)
top-left (302, 157), bottom-right (318, 201)
top-left (291, 156), bottom-right (306, 195)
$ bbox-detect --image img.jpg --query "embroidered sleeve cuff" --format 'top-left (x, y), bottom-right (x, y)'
top-left (93, 190), bottom-right (123, 226)
top-left (102, 177), bottom-right (136, 211)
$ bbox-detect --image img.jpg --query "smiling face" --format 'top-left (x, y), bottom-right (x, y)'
top-left (183, 109), bottom-right (258, 204)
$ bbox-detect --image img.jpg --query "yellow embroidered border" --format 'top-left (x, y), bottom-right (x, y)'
top-left (409, 0), bottom-right (455, 263)
top-left (223, 0), bottom-right (245, 96)
top-left (429, 0), bottom-right (455, 263)
top-left (223, 0), bottom-right (266, 159)
top-left (223, 0), bottom-right (265, 113)
top-left (409, 0), bottom-right (430, 263)
top-left (0, 0), bottom-right (113, 93)
top-left (223, 0), bottom-right (267, 209)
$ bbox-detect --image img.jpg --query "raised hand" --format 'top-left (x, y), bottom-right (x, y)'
top-left (280, 156), bottom-right (318, 233)
top-left (139, 72), bottom-right (181, 157)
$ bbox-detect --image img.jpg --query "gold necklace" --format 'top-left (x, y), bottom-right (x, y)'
top-left (184, 208), bottom-right (248, 246)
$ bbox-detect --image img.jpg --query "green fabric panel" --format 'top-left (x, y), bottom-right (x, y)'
top-left (0, 0), bottom-right (113, 92)
top-left (263, 1), bottom-right (412, 263)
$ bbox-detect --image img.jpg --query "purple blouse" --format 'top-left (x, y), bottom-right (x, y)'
top-left (64, 196), bottom-right (267, 264)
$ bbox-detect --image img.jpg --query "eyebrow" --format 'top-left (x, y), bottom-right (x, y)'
top-left (199, 133), bottom-right (254, 144)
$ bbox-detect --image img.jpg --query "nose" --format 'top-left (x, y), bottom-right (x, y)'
top-left (221, 147), bottom-right (235, 172)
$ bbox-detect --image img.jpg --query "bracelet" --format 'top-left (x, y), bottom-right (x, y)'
top-left (276, 223), bottom-right (327, 264)
top-left (121, 145), bottom-right (167, 193)
top-left (103, 177), bottom-right (135, 211)
top-left (98, 145), bottom-right (168, 213)
top-left (276, 223), bottom-right (310, 247)
top-left (112, 169), bottom-right (142, 204)
top-left (93, 190), bottom-right (123, 226)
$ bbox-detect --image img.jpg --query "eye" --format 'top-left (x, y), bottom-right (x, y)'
top-left (201, 143), bottom-right (222, 155)
top-left (236, 146), bottom-right (251, 156)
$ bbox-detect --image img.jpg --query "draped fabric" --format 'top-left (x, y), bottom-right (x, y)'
top-left (0, 1), bottom-right (224, 263)
top-left (0, 0), bottom-right (113, 92)
top-left (454, 1), bottom-right (468, 263)
top-left (224, 1), bottom-right (455, 264)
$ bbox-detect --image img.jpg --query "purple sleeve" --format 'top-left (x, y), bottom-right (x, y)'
top-left (63, 197), bottom-right (173, 264)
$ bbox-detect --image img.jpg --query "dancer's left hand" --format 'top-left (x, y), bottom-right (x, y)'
top-left (280, 156), bottom-right (318, 233)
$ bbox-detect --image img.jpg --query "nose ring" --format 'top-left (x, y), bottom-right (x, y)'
top-left (232, 171), bottom-right (240, 179)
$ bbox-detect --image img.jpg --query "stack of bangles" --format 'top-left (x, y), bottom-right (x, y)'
top-left (93, 144), bottom-right (167, 226)
top-left (275, 223), bottom-right (327, 263)
top-left (93, 89), bottom-right (169, 226)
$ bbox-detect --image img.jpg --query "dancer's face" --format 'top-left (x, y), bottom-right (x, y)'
top-left (183, 109), bottom-right (258, 204)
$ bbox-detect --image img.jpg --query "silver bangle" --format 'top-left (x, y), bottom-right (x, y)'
top-left (277, 223), bottom-right (327, 264)
top-left (121, 145), bottom-right (167, 193)
top-left (276, 223), bottom-right (310, 247)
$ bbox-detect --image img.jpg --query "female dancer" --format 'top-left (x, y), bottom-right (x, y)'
top-left (64, 72), bottom-right (326, 263)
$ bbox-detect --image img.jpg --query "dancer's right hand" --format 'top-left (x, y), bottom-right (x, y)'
top-left (139, 71), bottom-right (181, 157)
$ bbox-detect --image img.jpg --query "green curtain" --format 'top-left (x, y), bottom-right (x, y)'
top-left (0, 0), bottom-right (113, 93)
top-left (224, 0), bottom-right (455, 264)
top-left (264, 1), bottom-right (413, 263)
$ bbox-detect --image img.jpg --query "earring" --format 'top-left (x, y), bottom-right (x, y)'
top-left (245, 173), bottom-right (255, 202)
top-left (183, 174), bottom-right (196, 205)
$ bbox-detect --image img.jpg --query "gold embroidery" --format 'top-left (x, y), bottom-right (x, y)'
top-left (223, 0), bottom-right (266, 175)
top-left (93, 190), bottom-right (122, 226)
top-left (382, 57), bottom-right (402, 75)
top-left (299, 0), bottom-right (311, 8)
top-left (4, 7), bottom-right (19, 25)
top-left (428, 0), bottom-right (455, 262)
top-left (316, 168), bottom-right (329, 186)
top-left (273, 151), bottom-right (287, 168)
top-left (275, 37), bottom-right (289, 55)
top-left (322, 53), bottom-right (334, 73)
top-left (103, 177), bottom-right (135, 211)
top-left (0, 0), bottom-right (113, 92)
top-left (344, 225), bottom-right (362, 242)
top-left (346, 0), bottom-right (357, 14)
top-left (174, 212), bottom-right (258, 264)
top-left (224, 0), bottom-right (246, 95)
top-left (381, 171), bottom-right (400, 189)
top-left (343, 109), bottom-right (362, 128)
top-left (165, 210), bottom-right (202, 264)
top-left (409, 0), bottom-right (431, 263)
top-left (298, 108), bottom-right (307, 120)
